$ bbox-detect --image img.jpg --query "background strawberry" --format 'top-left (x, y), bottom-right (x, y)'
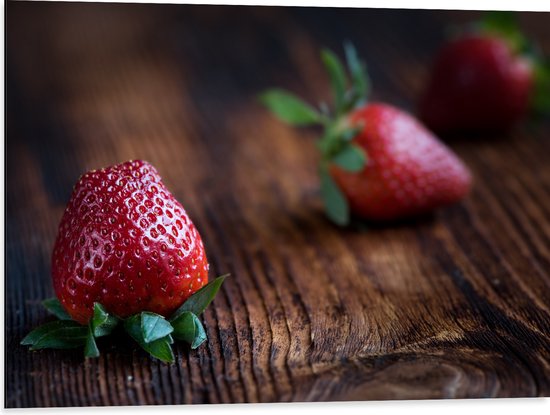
top-left (419, 11), bottom-right (550, 134)
top-left (331, 104), bottom-right (471, 221)
top-left (261, 44), bottom-right (471, 225)
top-left (22, 160), bottom-right (227, 362)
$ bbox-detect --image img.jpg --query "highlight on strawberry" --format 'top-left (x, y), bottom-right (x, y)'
top-left (260, 44), bottom-right (472, 226)
top-left (419, 11), bottom-right (550, 133)
top-left (21, 160), bottom-right (227, 363)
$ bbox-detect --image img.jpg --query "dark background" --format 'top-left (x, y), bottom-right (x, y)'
top-left (6, 1), bottom-right (550, 407)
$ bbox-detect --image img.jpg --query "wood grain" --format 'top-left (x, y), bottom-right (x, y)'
top-left (5, 2), bottom-right (550, 407)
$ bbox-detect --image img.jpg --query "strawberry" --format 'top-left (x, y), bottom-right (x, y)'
top-left (330, 104), bottom-right (471, 221)
top-left (22, 160), bottom-right (227, 363)
top-left (419, 11), bottom-right (550, 133)
top-left (52, 160), bottom-right (209, 324)
top-left (261, 43), bottom-right (472, 225)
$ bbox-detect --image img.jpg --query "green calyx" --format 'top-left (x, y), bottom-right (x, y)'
top-left (532, 58), bottom-right (550, 117)
top-left (260, 43), bottom-right (371, 226)
top-left (477, 11), bottom-right (530, 54)
top-left (21, 274), bottom-right (228, 363)
top-left (477, 11), bottom-right (550, 116)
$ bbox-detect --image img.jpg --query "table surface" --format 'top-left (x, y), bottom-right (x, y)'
top-left (6, 2), bottom-right (550, 407)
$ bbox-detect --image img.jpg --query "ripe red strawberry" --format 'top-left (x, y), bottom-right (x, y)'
top-left (52, 160), bottom-right (209, 324)
top-left (261, 44), bottom-right (472, 225)
top-left (331, 104), bottom-right (471, 221)
top-left (419, 12), bottom-right (549, 133)
top-left (22, 160), bottom-right (226, 363)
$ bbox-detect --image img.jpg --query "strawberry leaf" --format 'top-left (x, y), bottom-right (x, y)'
top-left (332, 144), bottom-right (367, 172)
top-left (317, 128), bottom-right (339, 156)
top-left (141, 312), bottom-right (173, 344)
top-left (171, 311), bottom-right (207, 349)
top-left (84, 325), bottom-right (100, 358)
top-left (171, 312), bottom-right (196, 342)
top-left (340, 125), bottom-right (363, 142)
top-left (319, 167), bottom-right (349, 226)
top-left (21, 320), bottom-right (88, 350)
top-left (532, 59), bottom-right (550, 116)
top-left (21, 320), bottom-right (77, 346)
top-left (170, 274), bottom-right (228, 320)
top-left (317, 123), bottom-right (362, 158)
top-left (124, 315), bottom-right (174, 363)
top-left (259, 89), bottom-right (322, 126)
top-left (481, 11), bottom-right (517, 35)
top-left (479, 11), bottom-right (528, 53)
top-left (92, 303), bottom-right (119, 337)
top-left (344, 42), bottom-right (369, 108)
top-left (321, 48), bottom-right (348, 114)
top-left (42, 298), bottom-right (72, 320)
top-left (189, 318), bottom-right (206, 349)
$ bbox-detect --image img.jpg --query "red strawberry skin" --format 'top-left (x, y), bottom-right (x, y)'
top-left (52, 160), bottom-right (209, 324)
top-left (419, 35), bottom-right (534, 133)
top-left (331, 103), bottom-right (472, 221)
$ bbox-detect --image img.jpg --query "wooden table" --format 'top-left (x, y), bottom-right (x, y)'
top-left (6, 2), bottom-right (550, 407)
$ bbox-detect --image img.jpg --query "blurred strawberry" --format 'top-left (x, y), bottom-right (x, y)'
top-left (419, 11), bottom-right (550, 134)
top-left (261, 44), bottom-right (471, 225)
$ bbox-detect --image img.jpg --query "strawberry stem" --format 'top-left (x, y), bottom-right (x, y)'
top-left (261, 43), bottom-right (373, 226)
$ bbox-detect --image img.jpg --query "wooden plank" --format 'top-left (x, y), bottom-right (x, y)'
top-left (6, 2), bottom-right (550, 407)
